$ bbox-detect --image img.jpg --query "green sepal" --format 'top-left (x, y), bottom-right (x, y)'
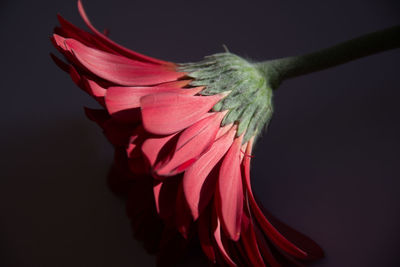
top-left (178, 52), bottom-right (274, 143)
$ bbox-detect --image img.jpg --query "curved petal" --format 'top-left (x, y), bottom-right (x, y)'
top-left (153, 178), bottom-right (180, 222)
top-left (242, 138), bottom-right (324, 260)
top-left (212, 209), bottom-right (237, 267)
top-left (240, 204), bottom-right (267, 267)
top-left (64, 38), bottom-right (185, 86)
top-left (141, 92), bottom-right (225, 135)
top-left (141, 133), bottom-right (179, 168)
top-left (105, 86), bottom-right (203, 115)
top-left (216, 134), bottom-right (244, 241)
top-left (57, 14), bottom-right (117, 54)
top-left (198, 208), bottom-right (216, 263)
top-left (155, 111), bottom-right (226, 176)
top-left (77, 0), bottom-right (171, 66)
top-left (182, 125), bottom-right (236, 221)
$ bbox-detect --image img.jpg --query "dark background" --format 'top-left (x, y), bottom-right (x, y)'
top-left (1, 0), bottom-right (400, 266)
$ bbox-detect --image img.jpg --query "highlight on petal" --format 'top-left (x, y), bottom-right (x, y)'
top-left (63, 38), bottom-right (185, 86)
top-left (77, 0), bottom-right (171, 66)
top-left (182, 125), bottom-right (237, 221)
top-left (105, 85), bottom-right (202, 115)
top-left (240, 206), bottom-right (267, 267)
top-left (242, 138), bottom-right (324, 260)
top-left (155, 111), bottom-right (226, 176)
top-left (216, 134), bottom-right (244, 241)
top-left (141, 92), bottom-right (226, 135)
top-left (212, 209), bottom-right (237, 267)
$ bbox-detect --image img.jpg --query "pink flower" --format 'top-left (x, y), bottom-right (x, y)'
top-left (51, 1), bottom-right (324, 266)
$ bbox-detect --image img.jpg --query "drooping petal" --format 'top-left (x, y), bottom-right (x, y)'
top-left (242, 138), bottom-right (324, 260)
top-left (83, 107), bottom-right (109, 128)
top-left (198, 208), bottom-right (216, 263)
top-left (50, 53), bottom-right (70, 73)
top-left (155, 111), bottom-right (226, 176)
top-left (182, 125), bottom-right (236, 221)
top-left (174, 183), bottom-right (192, 238)
top-left (141, 133), bottom-right (179, 169)
top-left (253, 222), bottom-right (281, 267)
top-left (153, 177), bottom-right (180, 223)
top-left (212, 209), bottom-right (237, 267)
top-left (56, 14), bottom-right (117, 54)
top-left (63, 38), bottom-right (185, 86)
top-left (216, 134), bottom-right (244, 241)
top-left (125, 126), bottom-right (149, 174)
top-left (77, 0), bottom-right (171, 66)
top-left (141, 92), bottom-right (225, 135)
top-left (240, 203), bottom-right (267, 267)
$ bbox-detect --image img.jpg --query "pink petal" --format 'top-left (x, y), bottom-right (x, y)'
top-left (242, 138), bottom-right (324, 260)
top-left (175, 183), bottom-right (192, 238)
top-left (77, 0), bottom-right (171, 66)
top-left (141, 92), bottom-right (225, 135)
top-left (182, 125), bottom-right (236, 221)
top-left (216, 134), bottom-right (244, 241)
top-left (105, 85), bottom-right (203, 115)
top-left (153, 178), bottom-right (180, 222)
top-left (141, 133), bottom-right (179, 169)
top-left (64, 38), bottom-right (185, 86)
top-left (156, 80), bottom-right (193, 88)
top-left (83, 107), bottom-right (135, 146)
top-left (57, 14), bottom-right (117, 54)
top-left (124, 126), bottom-right (149, 174)
top-left (212, 210), bottom-right (237, 267)
top-left (240, 206), bottom-right (266, 267)
top-left (155, 111), bottom-right (226, 176)
top-left (83, 77), bottom-right (106, 98)
top-left (198, 208), bottom-right (216, 263)
top-left (253, 222), bottom-right (281, 267)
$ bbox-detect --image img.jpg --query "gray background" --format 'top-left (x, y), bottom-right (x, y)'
top-left (1, 0), bottom-right (399, 266)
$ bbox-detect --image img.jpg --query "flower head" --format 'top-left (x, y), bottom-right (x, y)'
top-left (51, 1), bottom-right (324, 265)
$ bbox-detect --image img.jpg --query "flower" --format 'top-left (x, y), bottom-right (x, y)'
top-left (51, 1), bottom-right (324, 266)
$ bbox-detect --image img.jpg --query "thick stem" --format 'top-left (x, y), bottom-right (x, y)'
top-left (256, 25), bottom-right (400, 88)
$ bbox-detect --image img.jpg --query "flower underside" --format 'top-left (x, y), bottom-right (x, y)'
top-left (50, 2), bottom-right (325, 266)
top-left (180, 53), bottom-right (273, 143)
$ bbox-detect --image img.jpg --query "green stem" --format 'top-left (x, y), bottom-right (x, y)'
top-left (256, 25), bottom-right (400, 88)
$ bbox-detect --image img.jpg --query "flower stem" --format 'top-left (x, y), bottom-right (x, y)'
top-left (256, 25), bottom-right (400, 88)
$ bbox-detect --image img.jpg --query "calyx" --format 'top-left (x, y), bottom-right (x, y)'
top-left (179, 52), bottom-right (273, 142)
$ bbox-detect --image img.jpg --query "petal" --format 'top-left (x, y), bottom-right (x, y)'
top-left (182, 125), bottom-right (236, 221)
top-left (155, 80), bottom-right (193, 88)
top-left (77, 0), bottom-right (171, 66)
top-left (50, 53), bottom-right (70, 73)
top-left (141, 92), bottom-right (225, 135)
top-left (242, 138), bottom-right (324, 260)
top-left (216, 134), bottom-right (244, 241)
top-left (212, 209), bottom-right (237, 267)
top-left (240, 206), bottom-right (267, 267)
top-left (83, 107), bottom-right (109, 128)
top-left (57, 14), bottom-right (117, 54)
top-left (64, 38), bottom-right (185, 86)
top-left (153, 178), bottom-right (180, 222)
top-left (198, 208), bottom-right (216, 263)
top-left (83, 77), bottom-right (106, 98)
top-left (253, 222), bottom-right (281, 267)
top-left (141, 133), bottom-right (179, 171)
top-left (155, 111), bottom-right (226, 176)
top-left (175, 183), bottom-right (192, 238)
top-left (105, 85), bottom-right (203, 115)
